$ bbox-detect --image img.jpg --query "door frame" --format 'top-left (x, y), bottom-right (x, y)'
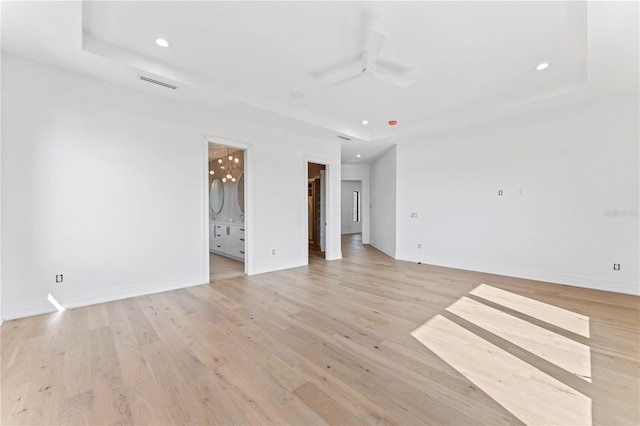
top-left (340, 177), bottom-right (369, 244)
top-left (341, 178), bottom-right (364, 236)
top-left (203, 135), bottom-right (252, 280)
top-left (304, 156), bottom-right (339, 262)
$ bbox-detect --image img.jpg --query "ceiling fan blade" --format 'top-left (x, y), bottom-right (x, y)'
top-left (365, 31), bottom-right (385, 71)
top-left (359, 8), bottom-right (377, 48)
top-left (322, 72), bottom-right (367, 89)
top-left (376, 58), bottom-right (412, 74)
top-left (372, 71), bottom-right (415, 88)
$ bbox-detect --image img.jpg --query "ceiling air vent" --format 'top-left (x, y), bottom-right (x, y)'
top-left (138, 75), bottom-right (177, 90)
top-left (337, 135), bottom-right (351, 141)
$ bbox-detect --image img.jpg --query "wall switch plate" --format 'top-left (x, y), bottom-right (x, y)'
top-left (417, 243), bottom-right (421, 249)
top-left (613, 264), bottom-right (621, 271)
top-left (272, 249), bottom-right (276, 255)
top-left (55, 274), bottom-right (63, 283)
top-left (498, 190), bottom-right (503, 196)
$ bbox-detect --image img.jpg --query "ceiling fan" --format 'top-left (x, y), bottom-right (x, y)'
top-left (325, 31), bottom-right (415, 89)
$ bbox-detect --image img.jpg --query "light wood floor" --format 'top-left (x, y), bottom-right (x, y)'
top-left (209, 252), bottom-right (244, 282)
top-left (2, 234), bottom-right (638, 425)
top-left (309, 240), bottom-right (325, 260)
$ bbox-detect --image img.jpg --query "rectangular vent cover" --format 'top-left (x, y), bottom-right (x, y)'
top-left (139, 76), bottom-right (177, 90)
top-left (337, 135), bottom-right (352, 141)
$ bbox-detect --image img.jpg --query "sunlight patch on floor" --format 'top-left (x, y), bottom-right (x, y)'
top-left (447, 296), bottom-right (592, 382)
top-left (412, 284), bottom-right (592, 425)
top-left (470, 284), bottom-right (590, 338)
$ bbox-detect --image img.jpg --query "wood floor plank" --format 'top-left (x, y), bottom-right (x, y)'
top-left (209, 252), bottom-right (244, 282)
top-left (104, 301), bottom-right (154, 388)
top-left (293, 381), bottom-right (362, 425)
top-left (1, 234), bottom-right (638, 425)
top-left (121, 298), bottom-right (159, 347)
top-left (87, 304), bottom-right (110, 330)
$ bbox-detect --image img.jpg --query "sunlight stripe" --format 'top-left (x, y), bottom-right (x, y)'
top-left (447, 296), bottom-right (591, 382)
top-left (412, 315), bottom-right (591, 426)
top-left (471, 284), bottom-right (590, 338)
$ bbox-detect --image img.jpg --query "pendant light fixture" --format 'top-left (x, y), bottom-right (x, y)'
top-left (216, 147), bottom-right (243, 183)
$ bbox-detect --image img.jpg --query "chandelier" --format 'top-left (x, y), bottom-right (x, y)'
top-left (209, 148), bottom-right (243, 183)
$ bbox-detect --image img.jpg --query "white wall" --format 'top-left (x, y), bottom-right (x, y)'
top-left (396, 93), bottom-right (639, 295)
top-left (1, 55), bottom-right (342, 320)
top-left (341, 181), bottom-right (362, 234)
top-left (0, 17), bottom-right (3, 323)
top-left (341, 164), bottom-right (370, 244)
top-left (369, 146), bottom-right (397, 257)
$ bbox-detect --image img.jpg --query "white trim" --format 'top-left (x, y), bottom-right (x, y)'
top-left (305, 155), bottom-right (340, 262)
top-left (244, 148), bottom-right (253, 274)
top-left (396, 254), bottom-right (640, 296)
top-left (201, 138), bottom-right (210, 283)
top-left (62, 275), bottom-right (206, 310)
top-left (370, 241), bottom-right (395, 259)
top-left (2, 300), bottom-right (56, 322)
top-left (203, 134), bottom-right (253, 151)
top-left (340, 176), bottom-right (369, 244)
top-left (2, 275), bottom-right (207, 321)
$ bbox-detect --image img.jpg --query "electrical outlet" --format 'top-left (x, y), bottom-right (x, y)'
top-left (613, 264), bottom-right (621, 271)
top-left (498, 189), bottom-right (503, 196)
top-left (272, 249), bottom-right (276, 255)
top-left (410, 212), bottom-right (418, 218)
top-left (417, 243), bottom-right (421, 249)
top-left (55, 274), bottom-right (63, 283)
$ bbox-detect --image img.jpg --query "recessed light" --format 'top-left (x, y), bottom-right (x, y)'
top-left (361, 120), bottom-right (368, 125)
top-left (155, 38), bottom-right (170, 48)
top-left (536, 62), bottom-right (550, 71)
top-left (356, 154), bottom-right (361, 158)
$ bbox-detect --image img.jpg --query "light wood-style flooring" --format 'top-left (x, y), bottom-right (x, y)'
top-left (2, 234), bottom-right (638, 425)
top-left (209, 252), bottom-right (244, 282)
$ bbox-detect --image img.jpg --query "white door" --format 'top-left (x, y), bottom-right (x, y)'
top-left (319, 170), bottom-right (326, 253)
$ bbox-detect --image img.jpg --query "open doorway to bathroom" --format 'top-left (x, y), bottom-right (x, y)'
top-left (308, 162), bottom-right (326, 260)
top-left (208, 143), bottom-right (245, 280)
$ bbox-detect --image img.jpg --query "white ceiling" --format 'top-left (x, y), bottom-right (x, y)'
top-left (2, 1), bottom-right (638, 164)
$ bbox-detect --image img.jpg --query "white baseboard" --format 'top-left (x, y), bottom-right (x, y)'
top-left (325, 251), bottom-right (343, 261)
top-left (397, 254), bottom-right (640, 296)
top-left (250, 261), bottom-right (307, 276)
top-left (2, 275), bottom-right (206, 321)
top-left (2, 300), bottom-right (57, 321)
top-left (370, 241), bottom-right (395, 259)
top-left (61, 275), bottom-right (206, 310)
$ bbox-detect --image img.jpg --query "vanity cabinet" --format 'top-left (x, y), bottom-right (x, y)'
top-left (209, 222), bottom-right (245, 261)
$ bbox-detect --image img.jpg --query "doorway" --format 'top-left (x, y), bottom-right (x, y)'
top-left (341, 180), bottom-right (362, 235)
top-left (340, 179), bottom-right (364, 257)
top-left (208, 142), bottom-right (246, 280)
top-left (308, 162), bottom-right (326, 260)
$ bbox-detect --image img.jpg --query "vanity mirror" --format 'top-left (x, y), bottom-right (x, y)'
top-left (210, 177), bottom-right (224, 214)
top-left (237, 173), bottom-right (245, 213)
